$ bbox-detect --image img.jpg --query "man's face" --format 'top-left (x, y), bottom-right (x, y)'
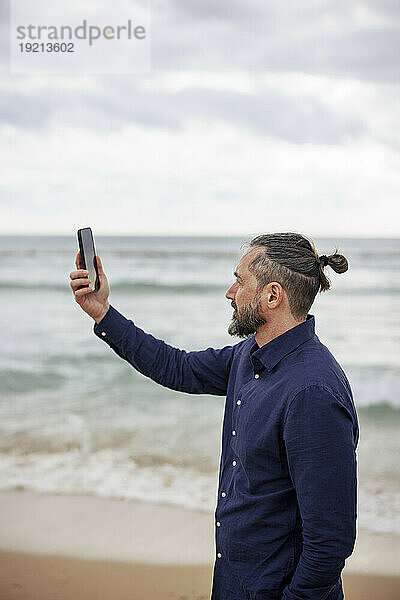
top-left (226, 249), bottom-right (267, 338)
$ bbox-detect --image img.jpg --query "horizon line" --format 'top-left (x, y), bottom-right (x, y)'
top-left (0, 232), bottom-right (399, 240)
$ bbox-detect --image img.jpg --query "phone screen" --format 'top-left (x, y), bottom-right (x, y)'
top-left (77, 227), bottom-right (99, 292)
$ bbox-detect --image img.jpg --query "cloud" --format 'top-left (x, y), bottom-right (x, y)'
top-left (150, 0), bottom-right (400, 82)
top-left (0, 0), bottom-right (399, 236)
top-left (0, 78), bottom-right (365, 144)
top-left (169, 0), bottom-right (256, 21)
top-left (0, 90), bottom-right (52, 130)
top-left (258, 28), bottom-right (400, 83)
top-left (1, 0), bottom-right (399, 82)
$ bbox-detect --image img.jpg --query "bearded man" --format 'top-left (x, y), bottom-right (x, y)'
top-left (70, 232), bottom-right (358, 600)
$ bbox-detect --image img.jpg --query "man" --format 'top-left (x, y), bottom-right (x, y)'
top-left (70, 232), bottom-right (358, 600)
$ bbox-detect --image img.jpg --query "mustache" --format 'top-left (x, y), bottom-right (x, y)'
top-left (231, 301), bottom-right (237, 310)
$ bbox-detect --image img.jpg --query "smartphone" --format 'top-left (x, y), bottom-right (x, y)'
top-left (77, 227), bottom-right (100, 292)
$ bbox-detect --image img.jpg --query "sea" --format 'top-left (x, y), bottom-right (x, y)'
top-left (0, 235), bottom-right (399, 536)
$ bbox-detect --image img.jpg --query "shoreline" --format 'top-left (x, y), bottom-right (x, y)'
top-left (0, 490), bottom-right (399, 599)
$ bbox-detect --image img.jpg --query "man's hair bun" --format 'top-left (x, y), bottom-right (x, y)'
top-left (327, 252), bottom-right (348, 274)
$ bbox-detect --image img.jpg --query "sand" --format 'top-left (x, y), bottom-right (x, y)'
top-left (0, 490), bottom-right (399, 600)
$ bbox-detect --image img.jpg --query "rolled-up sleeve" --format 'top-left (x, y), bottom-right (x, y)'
top-left (282, 385), bottom-right (358, 600)
top-left (93, 304), bottom-right (234, 395)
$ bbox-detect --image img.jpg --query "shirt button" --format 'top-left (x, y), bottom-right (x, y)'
top-left (217, 552), bottom-right (222, 558)
top-left (232, 430), bottom-right (236, 436)
top-left (221, 491), bottom-right (226, 497)
top-left (237, 399), bottom-right (241, 405)
top-left (101, 331), bottom-right (106, 337)
top-left (232, 460), bottom-right (237, 466)
top-left (216, 521), bottom-right (221, 527)
top-left (254, 373), bottom-right (260, 379)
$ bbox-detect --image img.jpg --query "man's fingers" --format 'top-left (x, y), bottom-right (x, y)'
top-left (75, 251), bottom-right (81, 270)
top-left (74, 286), bottom-right (93, 301)
top-left (70, 277), bottom-right (90, 291)
top-left (75, 286), bottom-right (92, 296)
top-left (70, 269), bottom-right (89, 280)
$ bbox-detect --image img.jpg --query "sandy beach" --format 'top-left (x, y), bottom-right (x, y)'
top-left (0, 491), bottom-right (399, 600)
top-left (2, 551), bottom-right (400, 600)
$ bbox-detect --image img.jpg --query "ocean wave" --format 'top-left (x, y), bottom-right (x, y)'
top-left (358, 250), bottom-right (400, 260)
top-left (1, 279), bottom-right (400, 296)
top-left (0, 249), bottom-right (237, 260)
top-left (0, 446), bottom-right (398, 535)
top-left (2, 359), bottom-right (400, 408)
top-left (357, 402), bottom-right (400, 417)
top-left (0, 435), bottom-right (215, 473)
top-left (0, 281), bottom-right (227, 293)
top-left (0, 368), bottom-right (66, 394)
top-left (108, 250), bottom-right (237, 260)
top-left (0, 244), bottom-right (399, 261)
top-left (349, 366), bottom-right (400, 410)
top-left (0, 448), bottom-right (217, 513)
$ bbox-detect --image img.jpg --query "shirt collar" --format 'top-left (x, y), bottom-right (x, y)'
top-left (250, 314), bottom-right (316, 372)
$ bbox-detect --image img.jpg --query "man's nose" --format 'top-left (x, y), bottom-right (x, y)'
top-left (225, 282), bottom-right (238, 300)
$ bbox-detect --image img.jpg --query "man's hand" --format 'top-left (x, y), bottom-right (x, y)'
top-left (69, 252), bottom-right (110, 323)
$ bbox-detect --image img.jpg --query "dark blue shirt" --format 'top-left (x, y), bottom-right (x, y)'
top-left (94, 306), bottom-right (359, 600)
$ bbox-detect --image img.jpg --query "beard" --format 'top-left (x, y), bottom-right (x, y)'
top-left (228, 294), bottom-right (266, 338)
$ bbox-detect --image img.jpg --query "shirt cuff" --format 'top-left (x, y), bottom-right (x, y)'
top-left (93, 304), bottom-right (131, 346)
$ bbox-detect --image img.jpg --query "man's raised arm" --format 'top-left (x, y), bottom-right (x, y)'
top-left (70, 253), bottom-right (235, 396)
top-left (94, 304), bottom-right (234, 395)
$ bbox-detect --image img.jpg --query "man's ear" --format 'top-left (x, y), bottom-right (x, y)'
top-left (266, 282), bottom-right (283, 307)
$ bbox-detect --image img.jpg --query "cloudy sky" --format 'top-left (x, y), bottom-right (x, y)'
top-left (0, 0), bottom-right (399, 236)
